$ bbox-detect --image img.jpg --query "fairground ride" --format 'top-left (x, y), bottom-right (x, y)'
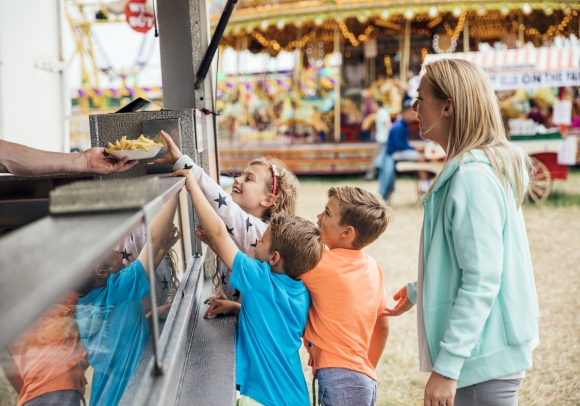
top-left (205, 0), bottom-right (579, 175)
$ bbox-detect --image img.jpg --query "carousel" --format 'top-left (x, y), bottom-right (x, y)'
top-left (209, 0), bottom-right (580, 175)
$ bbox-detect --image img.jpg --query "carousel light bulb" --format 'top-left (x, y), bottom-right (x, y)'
top-left (476, 5), bottom-right (486, 16)
top-left (295, 18), bottom-right (303, 28)
top-left (260, 20), bottom-right (269, 30)
top-left (357, 14), bottom-right (368, 23)
top-left (522, 3), bottom-right (532, 14)
top-left (544, 6), bottom-right (553, 15)
top-left (500, 5), bottom-right (510, 16)
top-left (315, 16), bottom-right (324, 26)
top-left (381, 9), bottom-right (390, 19)
top-left (452, 7), bottom-right (462, 17)
top-left (428, 7), bottom-right (438, 18)
top-left (404, 9), bottom-right (414, 20)
top-left (232, 25), bottom-right (241, 35)
top-left (276, 20), bottom-right (285, 30)
top-left (563, 5), bottom-right (572, 15)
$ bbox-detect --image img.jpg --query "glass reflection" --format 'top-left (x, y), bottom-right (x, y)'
top-left (0, 194), bottom-right (182, 406)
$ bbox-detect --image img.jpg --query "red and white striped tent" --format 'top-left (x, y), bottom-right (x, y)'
top-left (423, 47), bottom-right (580, 90)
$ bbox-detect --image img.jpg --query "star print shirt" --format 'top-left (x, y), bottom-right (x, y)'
top-left (174, 155), bottom-right (268, 302)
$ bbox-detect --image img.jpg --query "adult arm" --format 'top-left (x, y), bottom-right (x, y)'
top-left (0, 140), bottom-right (137, 176)
top-left (432, 167), bottom-right (506, 380)
top-left (170, 170), bottom-right (239, 270)
top-left (138, 194), bottom-right (179, 275)
top-left (367, 316), bottom-right (389, 368)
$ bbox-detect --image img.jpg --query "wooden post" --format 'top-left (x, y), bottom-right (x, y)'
top-left (333, 26), bottom-right (341, 143)
top-left (463, 18), bottom-right (469, 52)
top-left (401, 20), bottom-right (411, 84)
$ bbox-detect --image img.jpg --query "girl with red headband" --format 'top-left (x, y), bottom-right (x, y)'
top-left (156, 131), bottom-right (298, 307)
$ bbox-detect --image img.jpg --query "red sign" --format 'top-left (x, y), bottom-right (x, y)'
top-left (125, 0), bottom-right (154, 33)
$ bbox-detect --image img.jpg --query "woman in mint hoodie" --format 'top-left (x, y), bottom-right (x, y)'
top-left (383, 59), bottom-right (539, 406)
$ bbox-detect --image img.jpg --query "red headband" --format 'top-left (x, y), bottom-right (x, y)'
top-left (267, 160), bottom-right (277, 195)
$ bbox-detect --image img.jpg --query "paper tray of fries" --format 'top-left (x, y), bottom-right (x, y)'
top-left (105, 135), bottom-right (164, 160)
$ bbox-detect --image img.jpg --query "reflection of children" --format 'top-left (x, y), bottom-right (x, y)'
top-left (171, 168), bottom-right (324, 406)
top-left (115, 224), bottom-right (182, 314)
top-left (302, 186), bottom-right (392, 406)
top-left (5, 292), bottom-right (88, 406)
top-left (74, 195), bottom-right (178, 406)
top-left (155, 130), bottom-right (298, 303)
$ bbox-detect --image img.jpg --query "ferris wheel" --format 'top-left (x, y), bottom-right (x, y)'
top-left (63, 0), bottom-right (158, 95)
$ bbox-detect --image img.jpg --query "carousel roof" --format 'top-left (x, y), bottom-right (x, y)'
top-left (209, 0), bottom-right (578, 55)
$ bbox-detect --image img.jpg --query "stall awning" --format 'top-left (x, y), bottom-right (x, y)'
top-left (423, 47), bottom-right (580, 91)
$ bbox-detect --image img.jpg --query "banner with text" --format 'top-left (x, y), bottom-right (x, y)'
top-left (488, 69), bottom-right (580, 91)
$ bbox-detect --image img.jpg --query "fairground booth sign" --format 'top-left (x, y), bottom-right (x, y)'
top-left (424, 47), bottom-right (580, 91)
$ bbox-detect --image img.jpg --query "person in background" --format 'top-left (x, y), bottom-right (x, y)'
top-left (0, 140), bottom-right (136, 176)
top-left (387, 100), bottom-right (431, 193)
top-left (526, 98), bottom-right (546, 126)
top-left (364, 100), bottom-right (392, 180)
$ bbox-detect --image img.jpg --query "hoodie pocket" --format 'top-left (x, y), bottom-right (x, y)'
top-left (498, 289), bottom-right (537, 345)
top-left (424, 301), bottom-right (453, 356)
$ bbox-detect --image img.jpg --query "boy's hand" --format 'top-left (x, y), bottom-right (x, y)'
top-left (170, 169), bottom-right (195, 190)
top-left (380, 286), bottom-right (414, 317)
top-left (153, 130), bottom-right (182, 165)
top-left (203, 299), bottom-right (241, 318)
top-left (194, 225), bottom-right (214, 248)
top-left (163, 225), bottom-right (181, 250)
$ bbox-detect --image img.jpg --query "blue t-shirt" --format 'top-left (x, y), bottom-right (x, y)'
top-left (386, 119), bottom-right (414, 154)
top-left (230, 252), bottom-right (311, 406)
top-left (75, 259), bottom-right (150, 406)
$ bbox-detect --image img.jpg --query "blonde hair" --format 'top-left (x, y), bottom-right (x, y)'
top-left (423, 59), bottom-right (532, 206)
top-left (250, 157), bottom-right (298, 218)
top-left (211, 157), bottom-right (299, 295)
top-left (269, 214), bottom-right (324, 279)
top-left (328, 186), bottom-right (392, 250)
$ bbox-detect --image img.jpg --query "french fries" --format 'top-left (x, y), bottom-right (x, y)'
top-left (104, 135), bottom-right (163, 153)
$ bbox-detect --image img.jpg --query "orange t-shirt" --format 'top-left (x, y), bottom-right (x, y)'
top-left (301, 248), bottom-right (387, 381)
top-left (9, 292), bottom-right (88, 406)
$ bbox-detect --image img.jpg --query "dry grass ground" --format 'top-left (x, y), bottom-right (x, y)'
top-left (1, 171), bottom-right (579, 405)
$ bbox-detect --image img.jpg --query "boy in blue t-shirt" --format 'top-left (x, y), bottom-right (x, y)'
top-left (171, 169), bottom-right (324, 406)
top-left (75, 194), bottom-right (179, 406)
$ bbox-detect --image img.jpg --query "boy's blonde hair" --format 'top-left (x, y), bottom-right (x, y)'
top-left (328, 186), bottom-right (392, 250)
top-left (249, 157), bottom-right (298, 218)
top-left (269, 214), bottom-right (324, 279)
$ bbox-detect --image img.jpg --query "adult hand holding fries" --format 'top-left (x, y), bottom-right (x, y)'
top-left (0, 139), bottom-right (137, 176)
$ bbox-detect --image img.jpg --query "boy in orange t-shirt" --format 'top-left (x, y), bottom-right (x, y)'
top-left (4, 292), bottom-right (88, 406)
top-left (301, 186), bottom-right (392, 406)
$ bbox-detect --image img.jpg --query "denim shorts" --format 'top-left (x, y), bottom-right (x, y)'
top-left (315, 367), bottom-right (377, 406)
top-left (23, 390), bottom-right (85, 406)
top-left (455, 378), bottom-right (524, 406)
